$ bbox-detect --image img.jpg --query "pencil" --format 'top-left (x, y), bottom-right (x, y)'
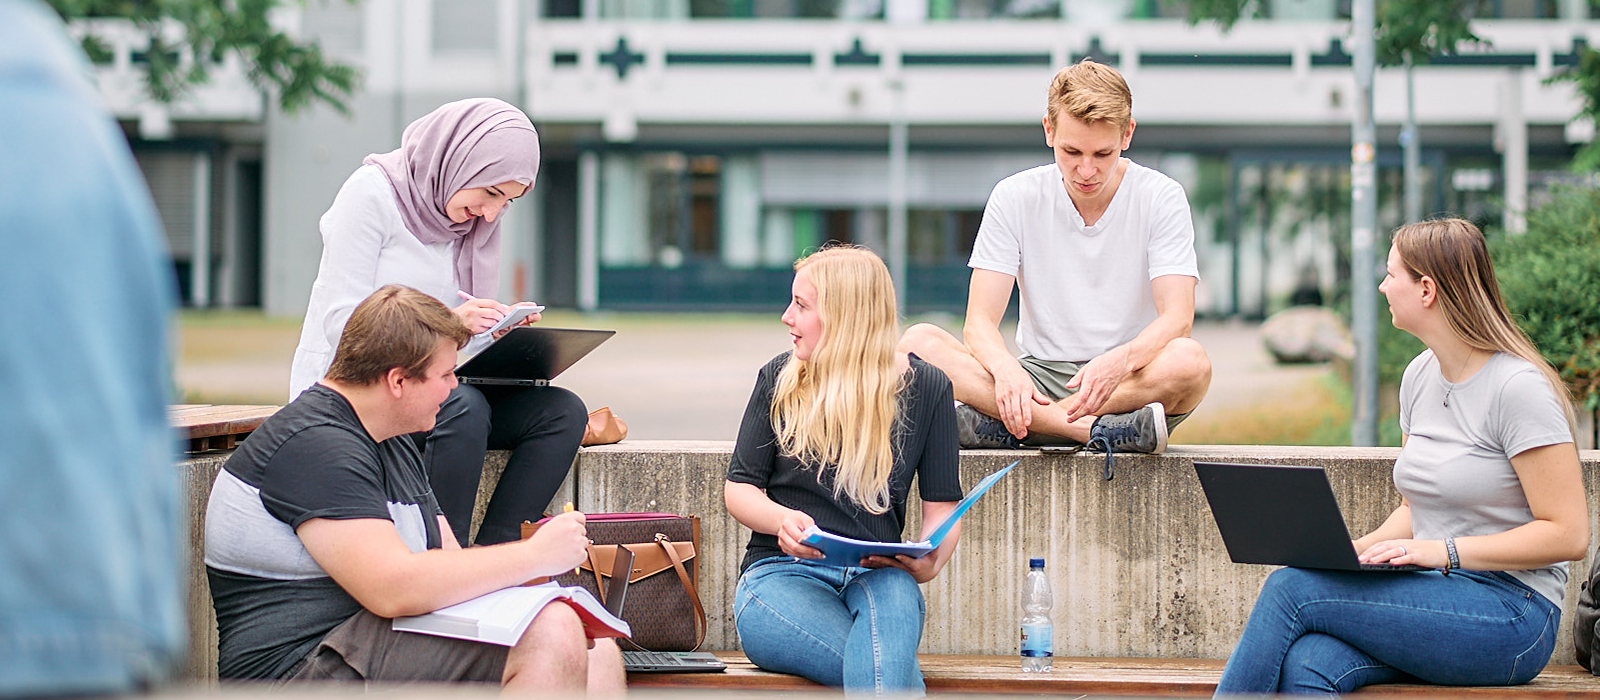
top-left (563, 502), bottom-right (580, 576)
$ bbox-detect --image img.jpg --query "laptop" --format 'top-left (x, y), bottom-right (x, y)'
top-left (455, 327), bottom-right (614, 387)
top-left (598, 549), bottom-right (727, 674)
top-left (1192, 461), bottom-right (1428, 572)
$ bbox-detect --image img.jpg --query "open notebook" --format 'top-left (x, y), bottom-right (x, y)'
top-left (798, 459), bottom-right (1019, 567)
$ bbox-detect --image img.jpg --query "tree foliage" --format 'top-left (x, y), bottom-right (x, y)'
top-left (1186, 0), bottom-right (1486, 66)
top-left (1555, 45), bottom-right (1600, 171)
top-left (1490, 186), bottom-right (1600, 411)
top-left (44, 0), bottom-right (360, 115)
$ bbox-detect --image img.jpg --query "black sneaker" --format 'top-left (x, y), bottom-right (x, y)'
top-left (1086, 402), bottom-right (1168, 480)
top-left (955, 402), bottom-right (1022, 449)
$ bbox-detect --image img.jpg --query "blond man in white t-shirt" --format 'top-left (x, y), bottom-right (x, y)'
top-left (900, 60), bottom-right (1212, 473)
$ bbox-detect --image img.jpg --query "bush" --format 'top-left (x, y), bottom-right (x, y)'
top-left (1490, 186), bottom-right (1600, 412)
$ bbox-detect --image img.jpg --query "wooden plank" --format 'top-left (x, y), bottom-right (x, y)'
top-left (626, 653), bottom-right (1600, 697)
top-left (169, 404), bottom-right (280, 453)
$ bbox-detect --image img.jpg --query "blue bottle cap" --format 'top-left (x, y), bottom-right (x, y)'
top-left (1029, 557), bottom-right (1045, 568)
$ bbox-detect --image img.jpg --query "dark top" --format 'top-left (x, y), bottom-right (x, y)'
top-left (726, 352), bottom-right (963, 573)
top-left (203, 385), bottom-right (444, 680)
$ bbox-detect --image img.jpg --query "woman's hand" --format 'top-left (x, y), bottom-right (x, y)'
top-left (492, 302), bottom-right (543, 339)
top-left (1358, 538), bottom-right (1447, 568)
top-left (453, 291), bottom-right (510, 334)
top-left (863, 553), bottom-right (943, 583)
top-left (775, 509), bottom-right (823, 559)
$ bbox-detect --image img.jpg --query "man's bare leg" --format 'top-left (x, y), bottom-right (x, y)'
top-left (586, 638), bottom-right (626, 696)
top-left (1026, 336), bottom-right (1212, 442)
top-left (503, 603), bottom-right (588, 694)
top-left (901, 324), bottom-right (1211, 443)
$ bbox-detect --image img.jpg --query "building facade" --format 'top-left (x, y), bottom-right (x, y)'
top-left (89, 0), bottom-right (1600, 317)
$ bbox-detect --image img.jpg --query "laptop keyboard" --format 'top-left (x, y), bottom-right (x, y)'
top-left (624, 651), bottom-right (686, 667)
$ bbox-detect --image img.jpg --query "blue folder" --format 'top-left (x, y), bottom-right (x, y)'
top-left (798, 460), bottom-right (1018, 567)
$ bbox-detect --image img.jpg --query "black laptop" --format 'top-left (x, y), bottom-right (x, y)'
top-left (455, 327), bottom-right (614, 387)
top-left (1192, 461), bottom-right (1427, 572)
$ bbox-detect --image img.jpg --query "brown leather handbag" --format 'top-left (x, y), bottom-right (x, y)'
top-left (521, 513), bottom-right (706, 651)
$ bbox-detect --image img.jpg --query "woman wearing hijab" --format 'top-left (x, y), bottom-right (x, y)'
top-left (290, 98), bottom-right (586, 547)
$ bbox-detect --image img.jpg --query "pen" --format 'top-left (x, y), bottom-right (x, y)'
top-left (456, 290), bottom-right (475, 302)
top-left (564, 502), bottom-right (581, 576)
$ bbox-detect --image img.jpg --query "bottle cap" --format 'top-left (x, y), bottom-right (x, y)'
top-left (1029, 557), bottom-right (1045, 568)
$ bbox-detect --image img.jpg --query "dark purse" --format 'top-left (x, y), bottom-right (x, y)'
top-left (521, 512), bottom-right (707, 651)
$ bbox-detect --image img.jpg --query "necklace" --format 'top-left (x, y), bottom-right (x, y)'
top-left (1441, 351), bottom-right (1478, 408)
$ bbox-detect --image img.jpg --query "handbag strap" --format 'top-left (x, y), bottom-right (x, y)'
top-left (621, 533), bottom-right (708, 652)
top-left (585, 547), bottom-right (608, 604)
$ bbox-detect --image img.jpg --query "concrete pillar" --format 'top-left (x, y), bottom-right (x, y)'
top-left (1499, 69), bottom-right (1528, 234)
top-left (190, 151), bottom-right (213, 308)
top-left (578, 150), bottom-right (599, 311)
top-left (888, 85), bottom-right (909, 308)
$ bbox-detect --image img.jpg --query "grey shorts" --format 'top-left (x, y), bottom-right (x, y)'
top-left (283, 609), bottom-right (508, 685)
top-left (1017, 355), bottom-right (1191, 433)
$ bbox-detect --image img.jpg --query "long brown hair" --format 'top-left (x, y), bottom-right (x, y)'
top-left (1392, 218), bottom-right (1576, 433)
top-left (770, 246), bottom-right (903, 514)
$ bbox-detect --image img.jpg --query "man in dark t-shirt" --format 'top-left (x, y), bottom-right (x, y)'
top-left (204, 285), bottom-right (623, 692)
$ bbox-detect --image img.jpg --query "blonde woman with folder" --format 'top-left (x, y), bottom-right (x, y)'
top-left (723, 245), bottom-right (963, 696)
top-left (289, 98), bottom-right (586, 547)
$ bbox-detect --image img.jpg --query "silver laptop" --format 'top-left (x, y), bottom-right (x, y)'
top-left (455, 327), bottom-right (613, 387)
top-left (1193, 461), bottom-right (1427, 572)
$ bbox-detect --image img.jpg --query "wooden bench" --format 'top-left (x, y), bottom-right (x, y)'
top-left (626, 653), bottom-right (1600, 697)
top-left (170, 404), bottom-right (279, 453)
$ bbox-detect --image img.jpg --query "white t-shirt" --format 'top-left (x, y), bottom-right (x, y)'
top-left (1396, 350), bottom-right (1574, 604)
top-left (968, 160), bottom-right (1198, 363)
top-left (288, 165), bottom-right (483, 398)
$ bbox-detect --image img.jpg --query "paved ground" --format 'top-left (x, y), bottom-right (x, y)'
top-left (176, 312), bottom-right (1332, 442)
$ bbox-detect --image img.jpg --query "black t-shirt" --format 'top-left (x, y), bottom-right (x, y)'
top-left (725, 352), bottom-right (963, 572)
top-left (203, 384), bottom-right (444, 680)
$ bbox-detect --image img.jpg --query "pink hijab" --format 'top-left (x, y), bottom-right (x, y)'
top-left (363, 98), bottom-right (540, 299)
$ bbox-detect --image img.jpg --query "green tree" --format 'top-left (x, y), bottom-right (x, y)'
top-left (1186, 0), bottom-right (1485, 67)
top-left (1557, 44), bottom-right (1600, 171)
top-left (45, 0), bottom-right (360, 114)
top-left (1491, 186), bottom-right (1600, 414)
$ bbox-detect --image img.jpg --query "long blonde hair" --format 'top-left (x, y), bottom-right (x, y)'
top-left (1392, 218), bottom-right (1577, 434)
top-left (771, 246), bottom-right (903, 514)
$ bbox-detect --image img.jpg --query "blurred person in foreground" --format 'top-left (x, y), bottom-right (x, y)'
top-left (1216, 219), bottom-right (1587, 695)
top-left (899, 59), bottom-right (1211, 478)
top-left (0, 0), bottom-right (185, 695)
top-left (205, 285), bottom-right (623, 691)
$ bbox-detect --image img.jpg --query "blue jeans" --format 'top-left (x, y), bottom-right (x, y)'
top-left (1216, 568), bottom-right (1560, 696)
top-left (734, 557), bottom-right (928, 696)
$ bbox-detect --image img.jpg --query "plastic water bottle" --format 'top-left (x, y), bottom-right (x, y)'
top-left (1020, 557), bottom-right (1054, 672)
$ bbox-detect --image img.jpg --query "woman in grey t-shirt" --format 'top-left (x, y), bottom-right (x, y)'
top-left (1217, 218), bottom-right (1587, 695)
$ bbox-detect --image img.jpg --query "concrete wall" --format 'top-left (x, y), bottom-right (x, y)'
top-left (181, 442), bottom-right (1600, 680)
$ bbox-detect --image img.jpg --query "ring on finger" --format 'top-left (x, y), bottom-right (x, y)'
top-left (1399, 546), bottom-right (1407, 556)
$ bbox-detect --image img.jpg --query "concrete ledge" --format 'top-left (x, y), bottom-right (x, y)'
top-left (181, 442), bottom-right (1600, 680)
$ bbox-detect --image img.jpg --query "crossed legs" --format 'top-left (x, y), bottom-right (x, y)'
top-left (898, 323), bottom-right (1211, 444)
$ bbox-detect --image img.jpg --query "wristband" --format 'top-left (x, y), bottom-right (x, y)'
top-left (1445, 535), bottom-right (1460, 573)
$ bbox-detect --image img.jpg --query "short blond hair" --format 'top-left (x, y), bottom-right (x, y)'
top-left (1046, 59), bottom-right (1132, 132)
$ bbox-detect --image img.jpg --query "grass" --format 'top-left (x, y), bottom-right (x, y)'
top-left (1173, 370), bottom-right (1403, 447)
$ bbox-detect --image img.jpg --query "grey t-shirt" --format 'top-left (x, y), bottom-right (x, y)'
top-left (1397, 350), bottom-right (1574, 604)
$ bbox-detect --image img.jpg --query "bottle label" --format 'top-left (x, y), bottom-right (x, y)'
top-left (1020, 623), bottom-right (1053, 657)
